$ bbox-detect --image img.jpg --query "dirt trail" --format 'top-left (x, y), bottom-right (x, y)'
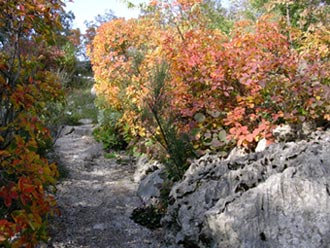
top-left (47, 120), bottom-right (164, 248)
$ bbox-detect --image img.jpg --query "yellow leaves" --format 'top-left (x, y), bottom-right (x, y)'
top-left (90, 15), bottom-right (165, 138)
top-left (0, 150), bottom-right (10, 158)
top-left (237, 95), bottom-right (256, 108)
top-left (298, 23), bottom-right (330, 61)
top-left (319, 44), bottom-right (329, 58)
top-left (0, 0), bottom-right (65, 246)
top-left (89, 0), bottom-right (330, 159)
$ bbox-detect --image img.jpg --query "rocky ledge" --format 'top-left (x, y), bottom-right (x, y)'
top-left (162, 129), bottom-right (330, 248)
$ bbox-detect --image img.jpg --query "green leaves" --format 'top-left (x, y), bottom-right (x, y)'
top-left (90, 0), bottom-right (329, 159)
top-left (0, 0), bottom-right (65, 246)
top-left (194, 113), bottom-right (206, 122)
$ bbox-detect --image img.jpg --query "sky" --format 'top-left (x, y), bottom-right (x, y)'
top-left (64, 0), bottom-right (148, 32)
top-left (64, 0), bottom-right (230, 32)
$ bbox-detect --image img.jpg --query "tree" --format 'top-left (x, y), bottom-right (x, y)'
top-left (90, 0), bottom-right (329, 168)
top-left (82, 9), bottom-right (117, 60)
top-left (0, 0), bottom-right (69, 246)
top-left (53, 10), bottom-right (82, 86)
top-left (230, 0), bottom-right (330, 30)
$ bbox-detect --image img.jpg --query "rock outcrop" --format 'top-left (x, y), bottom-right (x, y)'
top-left (162, 129), bottom-right (330, 248)
top-left (133, 155), bottom-right (163, 183)
top-left (134, 155), bottom-right (165, 206)
top-left (137, 168), bottom-right (165, 206)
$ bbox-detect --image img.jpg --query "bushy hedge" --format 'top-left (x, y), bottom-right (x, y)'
top-left (0, 1), bottom-right (70, 246)
top-left (89, 1), bottom-right (330, 179)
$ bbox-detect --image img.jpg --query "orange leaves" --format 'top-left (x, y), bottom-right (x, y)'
top-left (0, 154), bottom-right (58, 246)
top-left (0, 1), bottom-right (64, 245)
top-left (0, 175), bottom-right (56, 246)
top-left (0, 178), bottom-right (38, 208)
top-left (225, 107), bottom-right (246, 125)
top-left (0, 0), bottom-right (63, 41)
top-left (90, 0), bottom-right (330, 158)
top-left (173, 0), bottom-right (203, 11)
top-left (18, 177), bottom-right (35, 206)
top-left (0, 220), bottom-right (18, 243)
top-left (149, 0), bottom-right (158, 7)
top-left (90, 17), bottom-right (163, 138)
top-left (165, 28), bottom-right (227, 121)
top-left (228, 119), bottom-right (272, 147)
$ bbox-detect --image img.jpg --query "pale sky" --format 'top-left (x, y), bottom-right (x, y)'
top-left (64, 0), bottom-right (148, 32)
top-left (64, 0), bottom-right (230, 32)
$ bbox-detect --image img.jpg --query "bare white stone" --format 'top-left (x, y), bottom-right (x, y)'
top-left (255, 138), bottom-right (267, 152)
top-left (163, 130), bottom-right (330, 248)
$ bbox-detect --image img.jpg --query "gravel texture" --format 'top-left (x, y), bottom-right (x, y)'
top-left (47, 120), bottom-right (165, 248)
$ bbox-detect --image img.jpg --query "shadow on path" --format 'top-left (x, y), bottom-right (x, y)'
top-left (47, 120), bottom-right (164, 248)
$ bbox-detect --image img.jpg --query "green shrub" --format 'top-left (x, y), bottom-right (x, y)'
top-left (93, 108), bottom-right (128, 151)
top-left (142, 62), bottom-right (197, 181)
top-left (130, 205), bottom-right (165, 229)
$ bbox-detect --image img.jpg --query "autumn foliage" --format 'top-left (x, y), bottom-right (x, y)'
top-left (89, 0), bottom-right (329, 161)
top-left (0, 0), bottom-right (68, 246)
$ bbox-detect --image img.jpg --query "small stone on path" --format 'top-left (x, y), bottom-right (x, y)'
top-left (47, 121), bottom-right (165, 248)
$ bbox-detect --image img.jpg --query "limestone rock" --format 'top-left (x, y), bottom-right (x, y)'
top-left (301, 121), bottom-right (317, 137)
top-left (163, 130), bottom-right (330, 248)
top-left (133, 155), bottom-right (163, 183)
top-left (226, 146), bottom-right (247, 161)
top-left (255, 137), bottom-right (267, 152)
top-left (78, 118), bottom-right (93, 125)
top-left (272, 124), bottom-right (296, 142)
top-left (137, 168), bottom-right (165, 206)
top-left (58, 124), bottom-right (95, 137)
top-left (91, 84), bottom-right (97, 96)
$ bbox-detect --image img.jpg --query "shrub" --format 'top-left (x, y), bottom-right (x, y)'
top-left (93, 106), bottom-right (128, 151)
top-left (0, 1), bottom-right (69, 246)
top-left (89, 0), bottom-right (329, 164)
top-left (142, 62), bottom-right (196, 180)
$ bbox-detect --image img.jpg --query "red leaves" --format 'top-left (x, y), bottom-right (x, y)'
top-left (0, 220), bottom-right (17, 243)
top-left (0, 63), bottom-right (8, 71)
top-left (18, 177), bottom-right (35, 205)
top-left (0, 1), bottom-right (63, 246)
top-left (225, 107), bottom-right (246, 125)
top-left (90, 0), bottom-right (330, 156)
top-left (228, 119), bottom-right (272, 147)
top-left (0, 172), bottom-right (58, 245)
top-left (0, 177), bottom-right (40, 208)
top-left (0, 183), bottom-right (18, 207)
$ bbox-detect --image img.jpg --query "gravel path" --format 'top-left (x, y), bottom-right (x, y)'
top-left (47, 120), bottom-right (164, 248)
